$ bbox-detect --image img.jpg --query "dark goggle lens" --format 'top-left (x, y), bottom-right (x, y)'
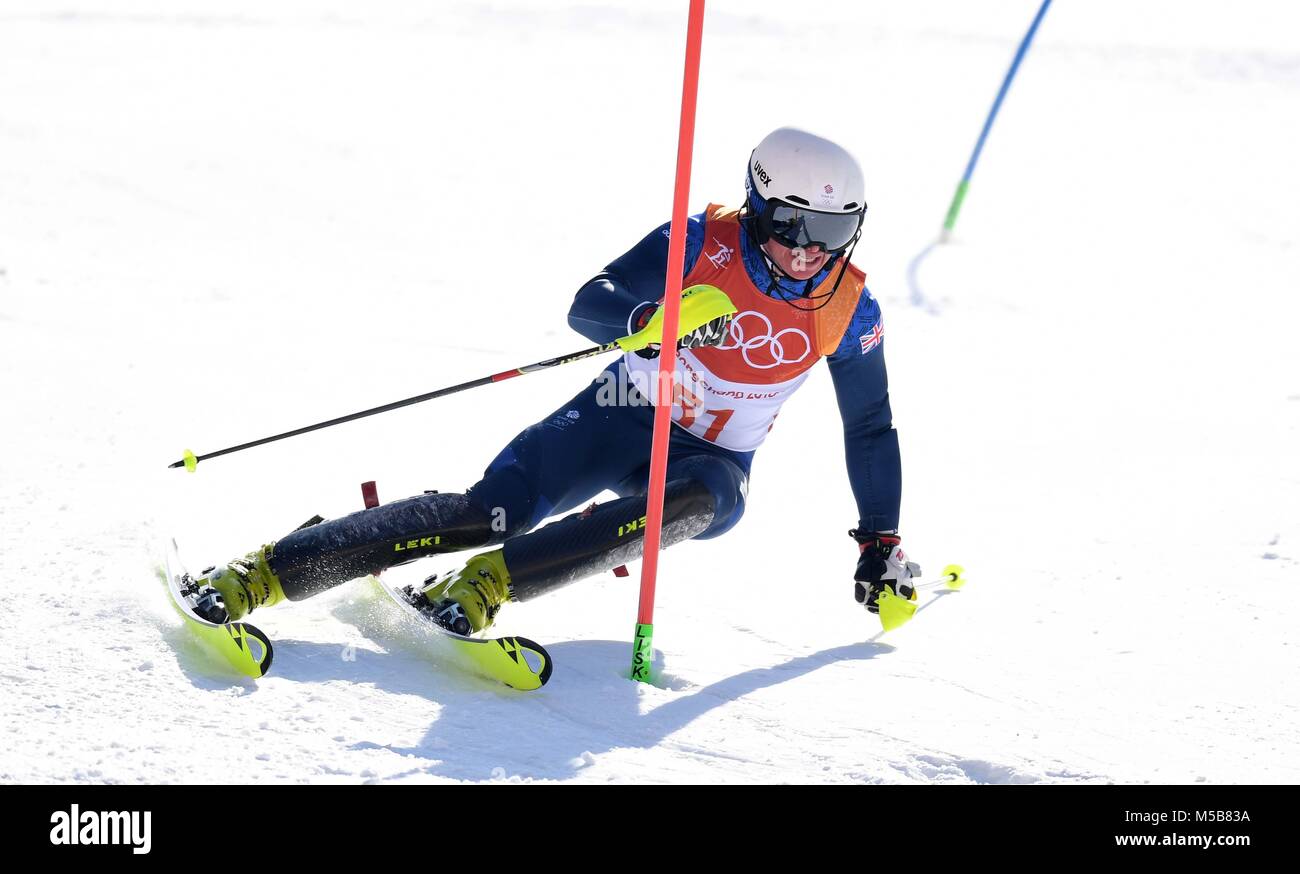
top-left (766, 204), bottom-right (863, 252)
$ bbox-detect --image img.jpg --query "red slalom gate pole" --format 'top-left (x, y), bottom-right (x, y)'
top-left (631, 0), bottom-right (706, 683)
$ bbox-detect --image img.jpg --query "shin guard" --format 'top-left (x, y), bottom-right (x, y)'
top-left (503, 478), bottom-right (716, 601)
top-left (271, 492), bottom-right (496, 599)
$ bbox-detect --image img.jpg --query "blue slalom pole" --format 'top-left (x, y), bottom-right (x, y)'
top-left (909, 0), bottom-right (1053, 307)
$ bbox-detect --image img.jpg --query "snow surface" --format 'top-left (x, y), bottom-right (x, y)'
top-left (2, 0), bottom-right (1298, 784)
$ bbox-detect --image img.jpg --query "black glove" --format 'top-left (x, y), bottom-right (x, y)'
top-left (632, 304), bottom-right (733, 360)
top-left (850, 529), bottom-right (920, 614)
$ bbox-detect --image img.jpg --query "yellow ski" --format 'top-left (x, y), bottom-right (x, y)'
top-left (370, 574), bottom-right (552, 691)
top-left (162, 539), bottom-right (274, 679)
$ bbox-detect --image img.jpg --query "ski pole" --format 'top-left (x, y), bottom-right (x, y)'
top-left (168, 285), bottom-right (735, 472)
top-left (918, 564), bottom-right (967, 591)
top-left (872, 564), bottom-right (966, 636)
top-left (168, 343), bottom-right (613, 471)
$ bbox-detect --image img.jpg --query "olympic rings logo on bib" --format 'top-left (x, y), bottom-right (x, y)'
top-left (718, 311), bottom-right (812, 370)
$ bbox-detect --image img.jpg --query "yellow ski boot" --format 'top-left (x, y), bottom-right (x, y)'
top-left (415, 549), bottom-right (513, 636)
top-left (191, 545), bottom-right (287, 623)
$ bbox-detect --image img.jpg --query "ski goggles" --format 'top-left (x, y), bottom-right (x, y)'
top-left (758, 199), bottom-right (865, 253)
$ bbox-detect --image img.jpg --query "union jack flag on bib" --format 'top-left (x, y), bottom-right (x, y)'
top-left (859, 322), bottom-right (883, 354)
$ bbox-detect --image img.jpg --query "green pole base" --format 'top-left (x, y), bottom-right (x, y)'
top-left (941, 178), bottom-right (970, 237)
top-left (631, 622), bottom-right (654, 683)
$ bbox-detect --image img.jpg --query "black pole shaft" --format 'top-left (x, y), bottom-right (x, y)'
top-left (169, 341), bottom-right (617, 469)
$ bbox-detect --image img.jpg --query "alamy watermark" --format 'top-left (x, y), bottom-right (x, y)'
top-left (49, 804), bottom-right (151, 854)
top-left (592, 367), bottom-right (677, 408)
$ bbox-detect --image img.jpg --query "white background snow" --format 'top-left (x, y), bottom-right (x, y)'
top-left (2, 0), bottom-right (1297, 784)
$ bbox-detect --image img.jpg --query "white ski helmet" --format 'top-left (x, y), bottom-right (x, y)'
top-left (744, 127), bottom-right (866, 252)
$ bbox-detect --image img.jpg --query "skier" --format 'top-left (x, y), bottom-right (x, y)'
top-left (190, 127), bottom-right (918, 635)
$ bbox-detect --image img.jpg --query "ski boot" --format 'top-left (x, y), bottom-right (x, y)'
top-left (189, 545), bottom-right (286, 624)
top-left (412, 549), bottom-right (513, 636)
